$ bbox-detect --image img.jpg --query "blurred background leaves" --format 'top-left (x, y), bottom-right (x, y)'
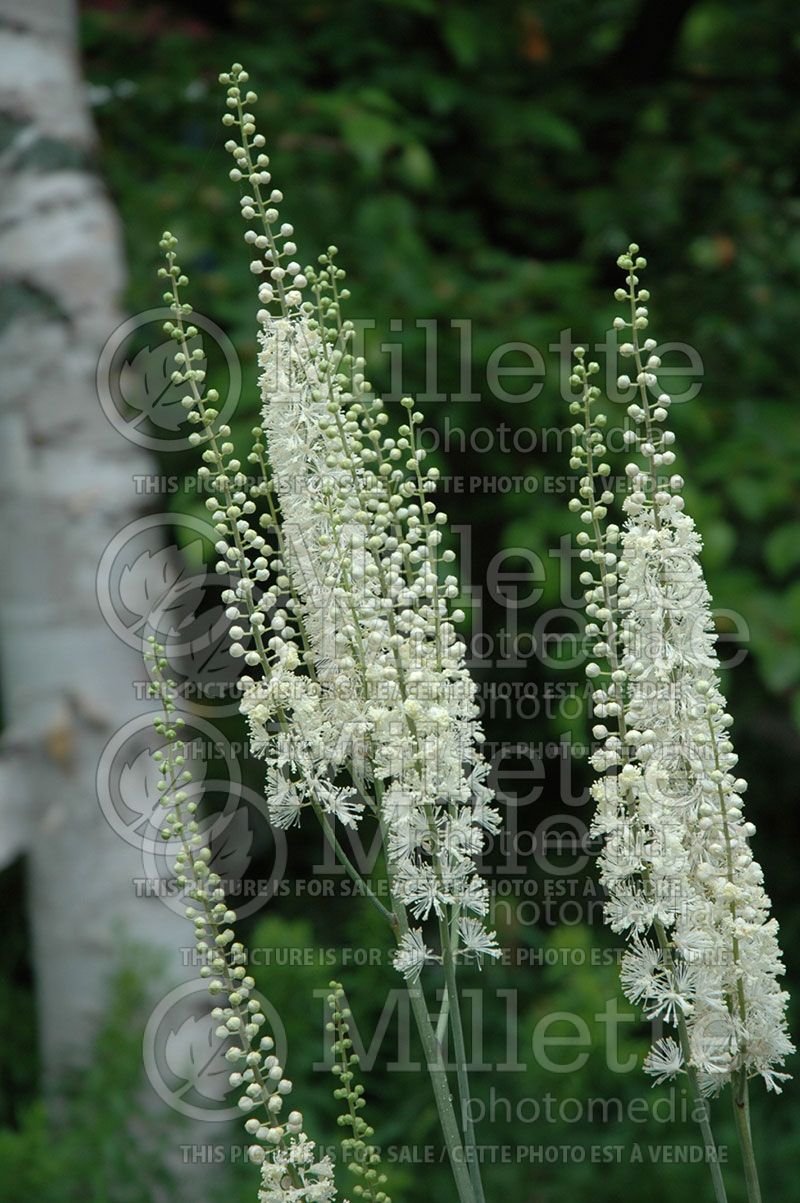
top-left (1, 0), bottom-right (799, 1199)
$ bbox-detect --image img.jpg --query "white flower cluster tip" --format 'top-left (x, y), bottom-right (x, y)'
top-left (567, 246), bottom-right (793, 1096)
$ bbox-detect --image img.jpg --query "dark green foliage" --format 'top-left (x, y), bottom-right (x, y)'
top-left (3, 2), bottom-right (799, 1199)
top-left (0, 962), bottom-right (176, 1203)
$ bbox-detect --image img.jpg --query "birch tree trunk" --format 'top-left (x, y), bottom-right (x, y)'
top-left (0, 0), bottom-right (192, 1086)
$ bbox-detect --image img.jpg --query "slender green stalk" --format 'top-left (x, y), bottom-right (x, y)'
top-left (403, 969), bottom-right (475, 1203)
top-left (394, 905), bottom-right (475, 1203)
top-left (318, 786), bottom-right (476, 1203)
top-left (678, 1020), bottom-right (728, 1203)
top-left (654, 922), bottom-right (728, 1203)
top-left (439, 917), bottom-right (484, 1203)
top-left (310, 801), bottom-right (396, 926)
top-left (732, 1073), bottom-right (762, 1203)
top-left (328, 982), bottom-right (391, 1203)
top-left (371, 791), bottom-right (475, 1203)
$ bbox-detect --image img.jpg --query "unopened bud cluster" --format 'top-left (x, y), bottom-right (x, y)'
top-left (327, 983), bottom-right (390, 1203)
top-left (146, 639), bottom-right (335, 1202)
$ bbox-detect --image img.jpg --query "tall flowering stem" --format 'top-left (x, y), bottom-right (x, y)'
top-left (150, 62), bottom-right (505, 1203)
top-left (565, 246), bottom-right (792, 1203)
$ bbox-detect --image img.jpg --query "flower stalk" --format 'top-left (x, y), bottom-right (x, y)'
top-left (149, 60), bottom-right (503, 1203)
top-left (564, 245), bottom-right (792, 1201)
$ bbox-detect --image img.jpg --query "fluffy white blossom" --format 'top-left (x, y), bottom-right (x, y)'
top-left (255, 1134), bottom-right (338, 1203)
top-left (171, 66), bottom-right (501, 981)
top-left (568, 246), bottom-right (792, 1097)
top-left (393, 928), bottom-right (438, 982)
top-left (206, 70), bottom-right (503, 973)
top-left (154, 62), bottom-right (496, 1203)
top-left (253, 298), bottom-right (499, 956)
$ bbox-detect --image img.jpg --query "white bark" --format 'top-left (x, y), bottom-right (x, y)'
top-left (0, 0), bottom-right (194, 1083)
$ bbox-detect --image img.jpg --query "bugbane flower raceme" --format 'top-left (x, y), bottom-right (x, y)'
top-left (152, 66), bottom-right (500, 1203)
top-left (215, 65), bottom-right (501, 974)
top-left (566, 248), bottom-right (792, 1100)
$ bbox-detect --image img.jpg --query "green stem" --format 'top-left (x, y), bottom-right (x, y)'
top-left (371, 794), bottom-right (475, 1203)
top-left (732, 1072), bottom-right (762, 1203)
top-left (653, 921), bottom-right (728, 1203)
top-left (320, 787), bottom-right (475, 1203)
top-left (677, 1015), bottom-right (728, 1203)
top-left (435, 985), bottom-right (451, 1047)
top-left (439, 917), bottom-right (485, 1203)
top-left (404, 971), bottom-right (475, 1203)
top-left (310, 801), bottom-right (396, 926)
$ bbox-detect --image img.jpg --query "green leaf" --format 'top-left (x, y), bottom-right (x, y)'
top-left (340, 107), bottom-right (401, 169)
top-left (401, 141), bottom-right (435, 189)
top-left (765, 522), bottom-right (800, 576)
top-left (521, 109), bottom-right (582, 153)
top-left (442, 9), bottom-right (482, 67)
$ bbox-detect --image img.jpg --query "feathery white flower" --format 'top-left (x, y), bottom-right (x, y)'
top-left (458, 918), bottom-right (502, 968)
top-left (566, 246), bottom-right (792, 1098)
top-left (241, 125), bottom-right (500, 971)
top-left (257, 1133), bottom-right (337, 1203)
top-left (643, 1037), bottom-right (684, 1085)
top-left (393, 928), bottom-right (438, 982)
top-left (171, 66), bottom-right (504, 980)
